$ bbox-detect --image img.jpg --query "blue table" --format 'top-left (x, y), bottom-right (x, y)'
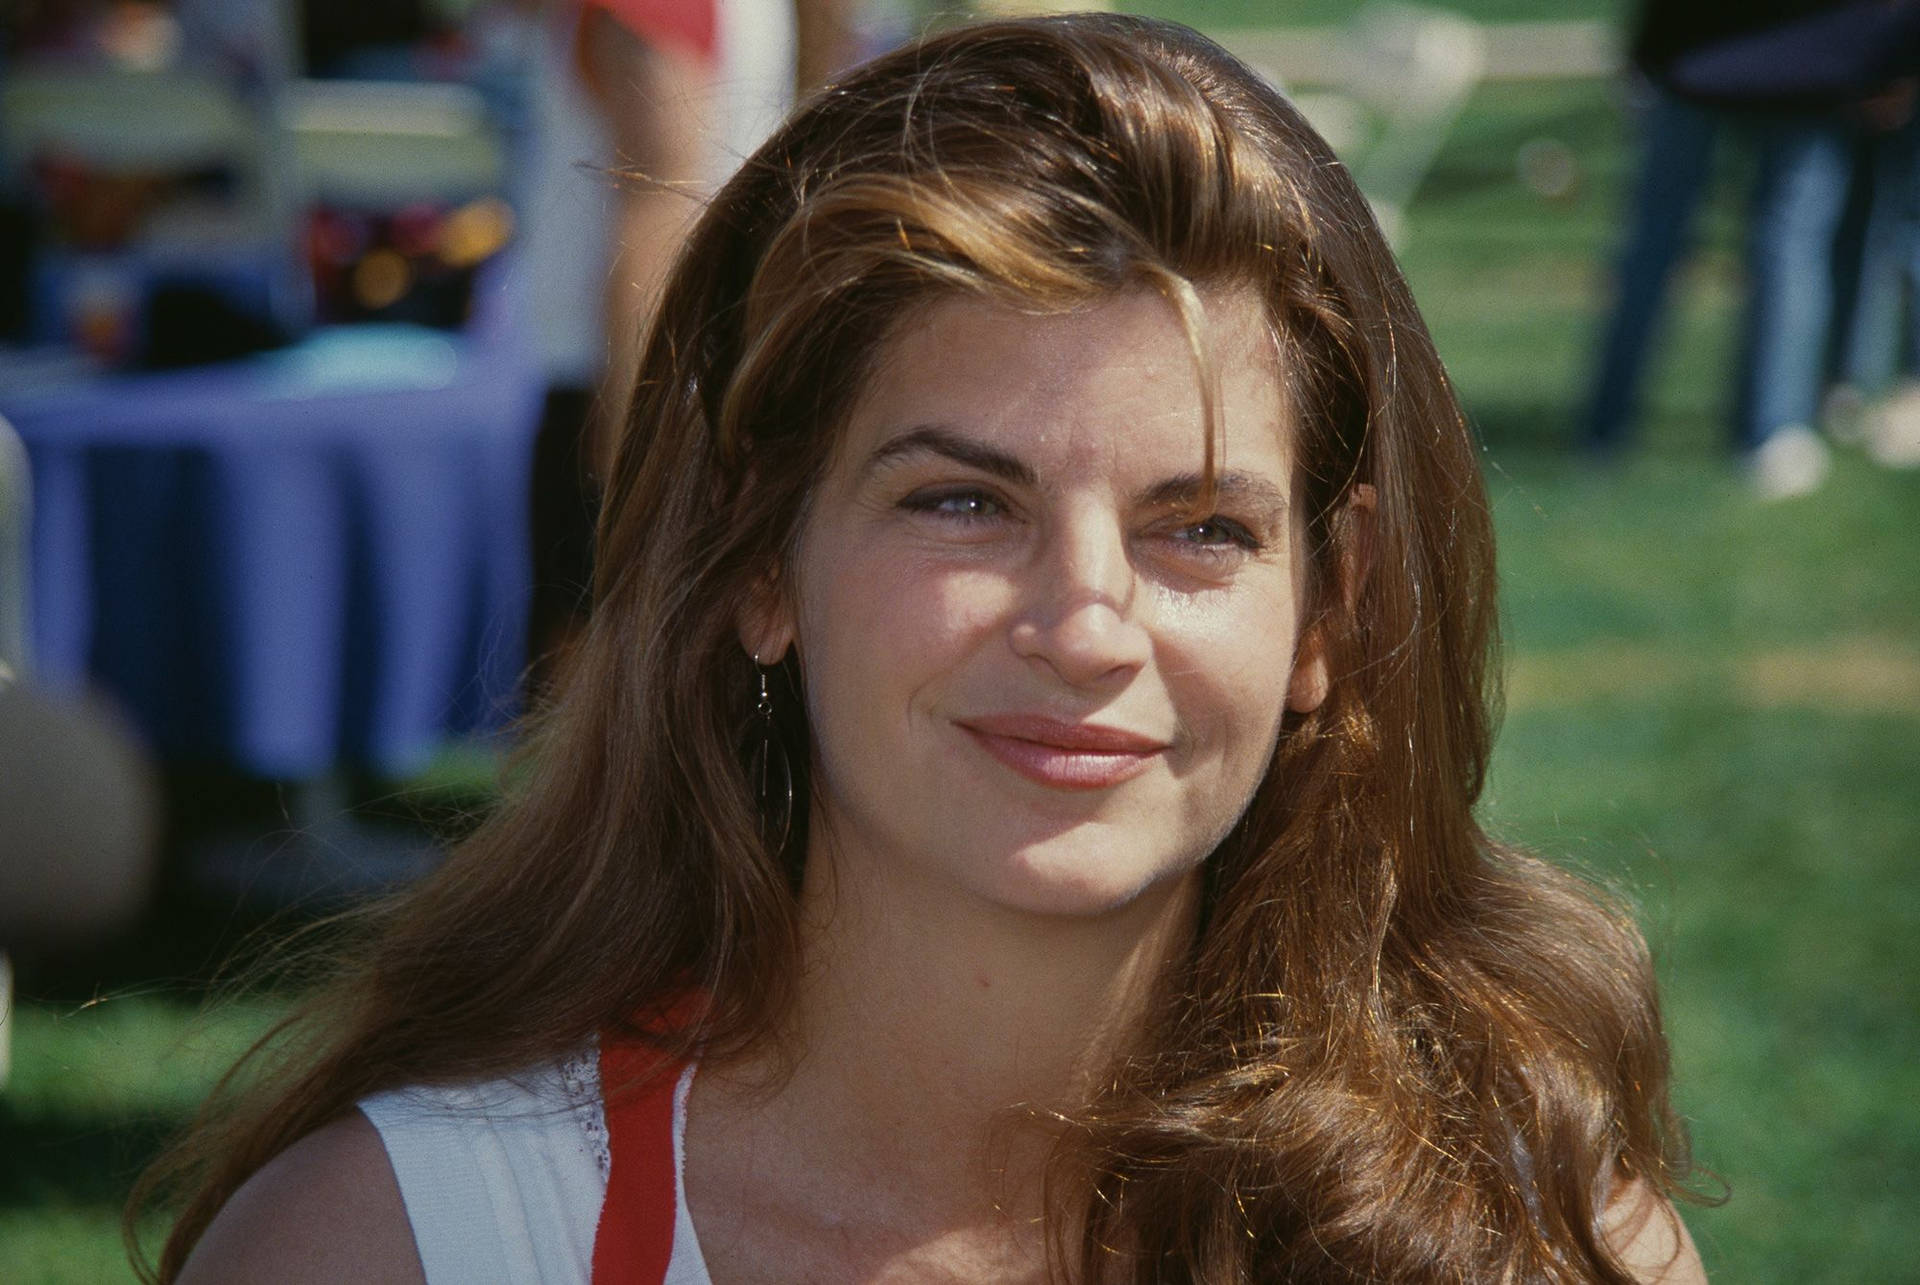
top-left (1, 276), bottom-right (545, 779)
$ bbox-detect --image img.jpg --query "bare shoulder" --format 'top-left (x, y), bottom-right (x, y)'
top-left (176, 1110), bottom-right (423, 1285)
top-left (1604, 1179), bottom-right (1707, 1285)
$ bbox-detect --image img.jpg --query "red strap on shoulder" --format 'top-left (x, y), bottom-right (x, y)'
top-left (592, 1037), bottom-right (687, 1283)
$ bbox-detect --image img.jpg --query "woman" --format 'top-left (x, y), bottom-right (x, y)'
top-left (144, 14), bottom-right (1706, 1283)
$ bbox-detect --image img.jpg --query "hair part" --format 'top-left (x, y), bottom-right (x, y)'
top-left (135, 15), bottom-right (1697, 1283)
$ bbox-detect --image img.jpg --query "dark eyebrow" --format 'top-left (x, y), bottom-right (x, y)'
top-left (866, 428), bottom-right (1289, 516)
top-left (864, 425), bottom-right (1037, 486)
top-left (1141, 471), bottom-right (1290, 517)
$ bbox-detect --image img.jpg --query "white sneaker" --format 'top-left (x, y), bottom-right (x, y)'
top-left (1865, 382), bottom-right (1920, 468)
top-left (1823, 383), bottom-right (1868, 443)
top-left (1748, 424), bottom-right (1830, 500)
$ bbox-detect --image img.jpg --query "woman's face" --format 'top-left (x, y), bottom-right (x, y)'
top-left (745, 288), bottom-right (1326, 919)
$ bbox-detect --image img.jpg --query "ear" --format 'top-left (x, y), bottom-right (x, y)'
top-left (1286, 483), bottom-right (1376, 715)
top-left (1286, 629), bottom-right (1331, 714)
top-left (736, 565), bottom-right (797, 665)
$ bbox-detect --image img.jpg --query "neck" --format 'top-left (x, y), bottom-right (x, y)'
top-left (808, 851), bottom-right (1194, 1103)
top-left (708, 827), bottom-right (1199, 1221)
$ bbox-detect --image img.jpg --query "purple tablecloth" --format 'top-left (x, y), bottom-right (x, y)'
top-left (1, 282), bottom-right (545, 778)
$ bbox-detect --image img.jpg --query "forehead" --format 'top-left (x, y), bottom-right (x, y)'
top-left (834, 286), bottom-right (1291, 475)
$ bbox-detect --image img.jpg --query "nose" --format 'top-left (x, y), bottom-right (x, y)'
top-left (1007, 507), bottom-right (1151, 687)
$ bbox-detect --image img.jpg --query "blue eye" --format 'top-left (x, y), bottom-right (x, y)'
top-left (902, 488), bottom-right (1005, 521)
top-left (1174, 516), bottom-right (1261, 551)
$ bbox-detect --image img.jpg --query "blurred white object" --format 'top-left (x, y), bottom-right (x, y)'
top-left (1749, 424), bottom-right (1832, 500)
top-left (973, 0), bottom-right (1112, 14)
top-left (1227, 19), bottom-right (1612, 89)
top-left (0, 66), bottom-right (257, 175)
top-left (1340, 4), bottom-right (1486, 242)
top-left (485, 0), bottom-right (796, 391)
top-left (1231, 4), bottom-right (1487, 246)
top-left (1864, 381), bottom-right (1920, 468)
top-left (1516, 136), bottom-right (1579, 199)
top-left (0, 683), bottom-right (163, 1091)
top-left (1822, 382), bottom-right (1869, 443)
top-left (284, 80), bottom-right (505, 208)
top-left (0, 683), bottom-right (162, 941)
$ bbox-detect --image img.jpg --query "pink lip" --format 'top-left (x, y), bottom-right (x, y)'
top-left (957, 714), bottom-right (1168, 791)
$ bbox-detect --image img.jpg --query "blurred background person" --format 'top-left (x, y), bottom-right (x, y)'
top-left (1582, 0), bottom-right (1920, 497)
top-left (499, 0), bottom-right (862, 697)
top-left (1580, 2), bottom-right (1727, 465)
top-left (1822, 78), bottom-right (1920, 467)
top-left (1691, 2), bottom-right (1920, 497)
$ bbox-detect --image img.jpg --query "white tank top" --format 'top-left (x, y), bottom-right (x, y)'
top-left (358, 1051), bottom-right (708, 1284)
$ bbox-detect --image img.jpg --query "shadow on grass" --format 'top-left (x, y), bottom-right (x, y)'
top-left (0, 1104), bottom-right (184, 1210)
top-left (1468, 398), bottom-right (1570, 452)
top-left (4, 756), bottom-right (504, 1234)
top-left (17, 873), bottom-right (339, 1009)
top-left (15, 758), bottom-right (497, 1006)
top-left (1465, 397), bottom-right (1733, 465)
top-left (1417, 98), bottom-right (1623, 205)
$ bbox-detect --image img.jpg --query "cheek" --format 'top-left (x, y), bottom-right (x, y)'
top-left (1150, 579), bottom-right (1301, 751)
top-left (794, 541), bottom-right (1013, 701)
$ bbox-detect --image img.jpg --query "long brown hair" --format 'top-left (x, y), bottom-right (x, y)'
top-left (137, 15), bottom-right (1694, 1281)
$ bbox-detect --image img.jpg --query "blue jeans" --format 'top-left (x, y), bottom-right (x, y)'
top-left (1736, 117), bottom-right (1858, 451)
top-left (1831, 124), bottom-right (1920, 393)
top-left (1584, 89), bottom-right (1719, 453)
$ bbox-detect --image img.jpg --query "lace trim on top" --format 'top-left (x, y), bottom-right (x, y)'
top-left (558, 1039), bottom-right (612, 1182)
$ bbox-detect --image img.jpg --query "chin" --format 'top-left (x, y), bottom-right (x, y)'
top-left (988, 838), bottom-right (1202, 920)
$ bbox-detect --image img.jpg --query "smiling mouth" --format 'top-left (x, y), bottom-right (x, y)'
top-left (957, 715), bottom-right (1168, 791)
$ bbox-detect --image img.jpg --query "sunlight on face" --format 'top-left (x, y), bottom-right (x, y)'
top-left (749, 289), bottom-right (1321, 919)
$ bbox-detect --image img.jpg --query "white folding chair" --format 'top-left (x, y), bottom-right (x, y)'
top-left (1228, 3), bottom-right (1487, 246)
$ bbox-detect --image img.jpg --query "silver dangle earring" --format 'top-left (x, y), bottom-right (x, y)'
top-left (750, 654), bottom-right (794, 855)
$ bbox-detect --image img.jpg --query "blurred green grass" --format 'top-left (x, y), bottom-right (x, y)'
top-left (1403, 76), bottom-right (1920, 1285)
top-left (6, 19), bottom-right (1919, 1285)
top-left (2, 997), bottom-right (284, 1282)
